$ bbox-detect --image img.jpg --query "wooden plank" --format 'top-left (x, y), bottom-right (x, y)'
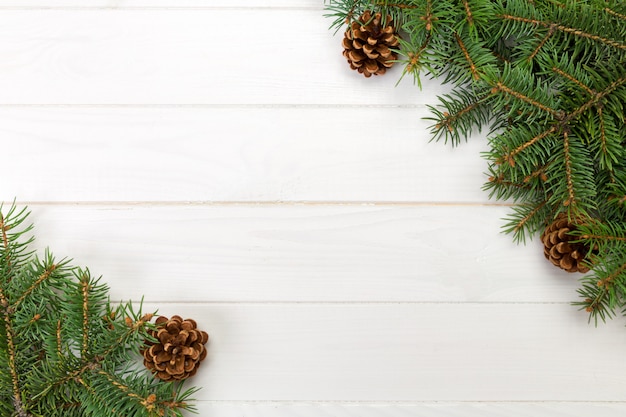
top-left (0, 10), bottom-right (447, 105)
top-left (138, 302), bottom-right (626, 401)
top-left (190, 402), bottom-right (626, 417)
top-left (24, 204), bottom-right (582, 303)
top-left (0, 0), bottom-right (320, 7)
top-left (0, 107), bottom-right (488, 203)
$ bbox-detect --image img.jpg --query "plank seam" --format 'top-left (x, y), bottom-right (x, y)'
top-left (3, 201), bottom-right (507, 207)
top-left (0, 104), bottom-right (429, 109)
top-left (0, 6), bottom-right (323, 11)
top-left (194, 399), bottom-right (626, 404)
top-left (128, 301), bottom-right (574, 305)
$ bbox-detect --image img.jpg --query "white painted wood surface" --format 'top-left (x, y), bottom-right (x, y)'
top-left (1, 107), bottom-right (485, 202)
top-left (2, 2), bottom-right (625, 416)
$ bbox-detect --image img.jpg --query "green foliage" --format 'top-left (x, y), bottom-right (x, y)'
top-left (325, 0), bottom-right (626, 323)
top-left (0, 203), bottom-right (198, 416)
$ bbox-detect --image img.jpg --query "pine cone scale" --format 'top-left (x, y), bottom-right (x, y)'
top-left (363, 45), bottom-right (378, 59)
top-left (342, 11), bottom-right (399, 77)
top-left (541, 213), bottom-right (596, 273)
top-left (377, 45), bottom-right (391, 58)
top-left (142, 315), bottom-right (209, 381)
top-left (348, 50), bottom-right (366, 63)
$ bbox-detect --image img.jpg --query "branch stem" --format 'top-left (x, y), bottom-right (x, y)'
top-left (493, 82), bottom-right (560, 115)
top-left (499, 14), bottom-right (626, 50)
top-left (80, 272), bottom-right (90, 358)
top-left (500, 126), bottom-right (556, 166)
top-left (0, 213), bottom-right (12, 278)
top-left (1, 289), bottom-right (27, 416)
top-left (455, 32), bottom-right (480, 80)
top-left (562, 131), bottom-right (576, 207)
top-left (12, 264), bottom-right (57, 309)
top-left (513, 200), bottom-right (547, 234)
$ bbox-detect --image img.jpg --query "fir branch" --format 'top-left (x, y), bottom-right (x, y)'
top-left (0, 205), bottom-right (34, 281)
top-left (551, 66), bottom-right (594, 96)
top-left (545, 131), bottom-right (596, 213)
top-left (421, 0), bottom-right (435, 31)
top-left (428, 87), bottom-right (494, 145)
top-left (87, 367), bottom-right (194, 417)
top-left (0, 204), bottom-right (203, 415)
top-left (527, 23), bottom-right (555, 62)
top-left (498, 126), bottom-right (556, 167)
top-left (93, 309), bottom-right (151, 361)
top-left (11, 263), bottom-right (57, 310)
top-left (405, 43), bottom-right (426, 73)
top-left (576, 221), bottom-right (626, 244)
top-left (487, 173), bottom-right (526, 189)
top-left (435, 91), bottom-right (492, 133)
top-left (564, 74), bottom-right (626, 123)
top-left (325, 0), bottom-right (626, 323)
top-left (97, 370), bottom-right (164, 415)
top-left (483, 165), bottom-right (542, 202)
top-left (324, 0), bottom-right (359, 31)
top-left (561, 131), bottom-right (575, 207)
top-left (605, 6), bottom-right (626, 22)
top-left (399, 32), bottom-right (433, 87)
top-left (78, 376), bottom-right (128, 417)
top-left (56, 319), bottom-right (62, 358)
top-left (580, 284), bottom-right (612, 323)
top-left (0, 206), bottom-right (37, 416)
top-left (576, 245), bottom-right (626, 324)
top-left (462, 0), bottom-right (474, 26)
top-left (1, 288), bottom-right (23, 416)
top-left (523, 163), bottom-right (549, 184)
top-left (40, 360), bottom-right (101, 398)
top-left (501, 199), bottom-right (551, 243)
top-left (499, 13), bottom-right (626, 50)
top-left (491, 81), bottom-right (560, 116)
top-left (454, 32), bottom-right (480, 80)
top-left (0, 213), bottom-right (10, 273)
top-left (596, 105), bottom-right (609, 168)
top-left (598, 262), bottom-right (626, 291)
top-left (512, 200), bottom-right (548, 237)
top-left (80, 271), bottom-right (90, 358)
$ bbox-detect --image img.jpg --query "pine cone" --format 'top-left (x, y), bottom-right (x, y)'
top-left (141, 315), bottom-right (209, 381)
top-left (342, 11), bottom-right (399, 77)
top-left (541, 213), bottom-right (596, 273)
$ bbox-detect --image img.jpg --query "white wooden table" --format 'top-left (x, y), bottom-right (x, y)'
top-left (2, 1), bottom-right (626, 415)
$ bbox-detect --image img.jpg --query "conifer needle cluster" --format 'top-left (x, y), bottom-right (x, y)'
top-left (325, 0), bottom-right (626, 323)
top-left (0, 204), bottom-right (198, 416)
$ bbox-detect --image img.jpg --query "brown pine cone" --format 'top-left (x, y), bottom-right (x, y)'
top-left (342, 11), bottom-right (399, 77)
top-left (541, 213), bottom-right (596, 273)
top-left (141, 315), bottom-right (209, 381)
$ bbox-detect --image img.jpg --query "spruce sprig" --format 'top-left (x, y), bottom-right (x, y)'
top-left (0, 203), bottom-right (198, 417)
top-left (326, 0), bottom-right (626, 323)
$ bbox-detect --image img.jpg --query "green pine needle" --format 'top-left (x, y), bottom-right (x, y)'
top-left (325, 0), bottom-right (626, 322)
top-left (0, 204), bottom-right (199, 417)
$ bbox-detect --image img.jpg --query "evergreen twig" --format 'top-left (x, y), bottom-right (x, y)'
top-left (325, 0), bottom-right (626, 323)
top-left (0, 203), bottom-right (199, 416)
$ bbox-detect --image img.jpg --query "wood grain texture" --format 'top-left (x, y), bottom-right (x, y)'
top-left (0, 107), bottom-right (488, 203)
top-left (0, 0), bottom-right (320, 7)
top-left (2, 2), bottom-right (624, 416)
top-left (0, 10), bottom-right (448, 105)
top-left (142, 302), bottom-right (626, 402)
top-left (188, 402), bottom-right (626, 417)
top-left (25, 204), bottom-right (581, 303)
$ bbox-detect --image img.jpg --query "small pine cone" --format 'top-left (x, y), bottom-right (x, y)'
top-left (541, 213), bottom-right (596, 273)
top-left (342, 11), bottom-right (399, 77)
top-left (141, 315), bottom-right (209, 381)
